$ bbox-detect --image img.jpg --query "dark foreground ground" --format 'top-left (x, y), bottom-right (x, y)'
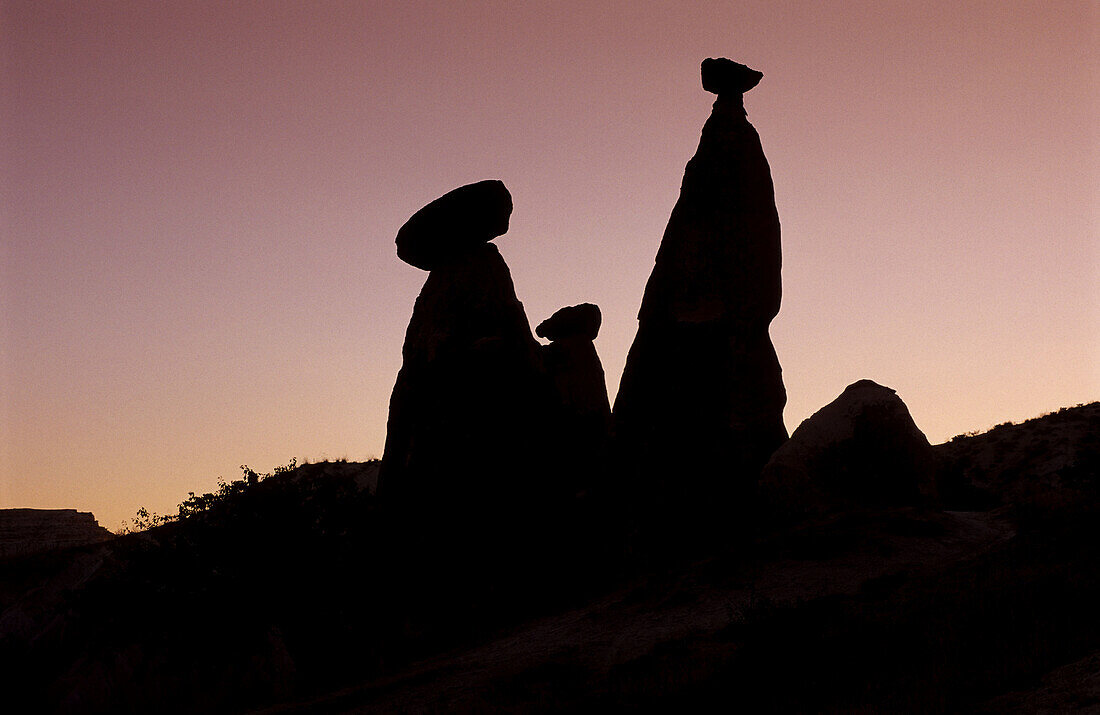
top-left (2, 403), bottom-right (1098, 713)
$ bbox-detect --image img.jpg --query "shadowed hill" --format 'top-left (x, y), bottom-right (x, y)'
top-left (0, 457), bottom-right (624, 713)
top-left (1, 403), bottom-right (1098, 713)
top-left (936, 402), bottom-right (1100, 511)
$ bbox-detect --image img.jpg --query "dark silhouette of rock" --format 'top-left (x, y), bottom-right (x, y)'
top-left (759, 380), bottom-right (937, 515)
top-left (538, 305), bottom-right (611, 496)
top-left (395, 180), bottom-right (513, 270)
top-left (701, 57), bottom-right (763, 96)
top-left (613, 59), bottom-right (787, 506)
top-left (535, 303), bottom-right (601, 342)
top-left (0, 509), bottom-right (113, 559)
top-left (380, 182), bottom-right (548, 511)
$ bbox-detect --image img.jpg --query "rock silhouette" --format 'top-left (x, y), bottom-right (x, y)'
top-left (537, 304), bottom-right (612, 495)
top-left (395, 179), bottom-right (513, 270)
top-left (379, 182), bottom-right (548, 508)
top-left (759, 379), bottom-right (937, 515)
top-left (700, 57), bottom-right (762, 95)
top-left (614, 58), bottom-right (787, 504)
top-left (536, 302), bottom-right (602, 342)
top-left (0, 509), bottom-right (113, 559)
top-left (7, 52), bottom-right (1100, 715)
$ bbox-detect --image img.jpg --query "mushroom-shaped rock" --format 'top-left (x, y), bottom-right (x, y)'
top-left (538, 304), bottom-right (612, 499)
top-left (538, 303), bottom-right (610, 423)
top-left (614, 58), bottom-right (785, 508)
top-left (760, 380), bottom-right (938, 517)
top-left (536, 303), bottom-right (602, 342)
top-left (395, 180), bottom-right (513, 270)
top-left (701, 57), bottom-right (763, 96)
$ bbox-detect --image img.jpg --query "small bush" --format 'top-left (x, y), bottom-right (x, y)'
top-left (123, 459), bottom-right (299, 532)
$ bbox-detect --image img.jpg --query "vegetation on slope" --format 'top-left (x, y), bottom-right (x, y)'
top-left (1, 402), bottom-right (1098, 713)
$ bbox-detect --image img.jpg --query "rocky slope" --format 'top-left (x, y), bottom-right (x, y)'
top-left (1, 403), bottom-right (1097, 713)
top-left (936, 401), bottom-right (1100, 510)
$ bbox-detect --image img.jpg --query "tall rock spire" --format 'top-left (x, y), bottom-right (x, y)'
top-left (614, 59), bottom-right (787, 511)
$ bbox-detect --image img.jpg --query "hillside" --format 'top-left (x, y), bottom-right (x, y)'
top-left (1, 403), bottom-right (1098, 713)
top-left (937, 402), bottom-right (1100, 510)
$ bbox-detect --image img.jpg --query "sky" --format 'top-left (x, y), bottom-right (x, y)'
top-left (2, 1), bottom-right (1097, 531)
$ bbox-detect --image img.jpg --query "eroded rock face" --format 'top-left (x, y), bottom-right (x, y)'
top-left (760, 380), bottom-right (937, 515)
top-left (380, 242), bottom-right (547, 504)
top-left (613, 58), bottom-right (787, 502)
top-left (542, 337), bottom-right (610, 426)
top-left (0, 509), bottom-right (113, 559)
top-left (395, 180), bottom-right (513, 270)
top-left (538, 305), bottom-right (610, 424)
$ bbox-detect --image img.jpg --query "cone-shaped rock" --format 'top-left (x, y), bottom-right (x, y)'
top-left (759, 380), bottom-right (937, 516)
top-left (537, 304), bottom-right (612, 492)
top-left (614, 59), bottom-right (787, 503)
top-left (395, 180), bottom-right (513, 270)
top-left (380, 183), bottom-right (547, 508)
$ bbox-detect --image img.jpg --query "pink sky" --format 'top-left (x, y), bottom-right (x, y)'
top-left (3, 1), bottom-right (1097, 530)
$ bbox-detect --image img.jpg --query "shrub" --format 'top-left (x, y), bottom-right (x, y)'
top-left (124, 459), bottom-right (299, 532)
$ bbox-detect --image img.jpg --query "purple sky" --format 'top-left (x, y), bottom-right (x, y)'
top-left (3, 1), bottom-right (1097, 529)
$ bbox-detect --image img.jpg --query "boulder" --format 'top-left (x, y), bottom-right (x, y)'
top-left (614, 59), bottom-right (786, 505)
top-left (701, 57), bottom-right (763, 96)
top-left (395, 180), bottom-right (513, 270)
top-left (535, 303), bottom-right (601, 342)
top-left (760, 380), bottom-right (937, 515)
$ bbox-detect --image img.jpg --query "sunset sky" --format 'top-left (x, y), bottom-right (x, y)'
top-left (3, 1), bottom-right (1097, 530)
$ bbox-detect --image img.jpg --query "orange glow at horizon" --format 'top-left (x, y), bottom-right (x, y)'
top-left (2, 1), bottom-right (1097, 529)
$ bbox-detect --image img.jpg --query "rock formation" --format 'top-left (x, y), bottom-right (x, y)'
top-left (0, 509), bottom-right (113, 559)
top-left (395, 180), bottom-right (512, 270)
top-left (537, 304), bottom-right (612, 495)
top-left (613, 59), bottom-right (787, 502)
top-left (536, 303), bottom-right (602, 343)
top-left (379, 181), bottom-right (549, 508)
top-left (759, 380), bottom-right (937, 515)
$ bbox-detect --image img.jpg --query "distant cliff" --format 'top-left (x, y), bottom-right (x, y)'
top-left (0, 509), bottom-right (113, 559)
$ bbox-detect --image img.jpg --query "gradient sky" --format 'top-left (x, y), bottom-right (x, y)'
top-left (3, 1), bottom-right (1097, 530)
